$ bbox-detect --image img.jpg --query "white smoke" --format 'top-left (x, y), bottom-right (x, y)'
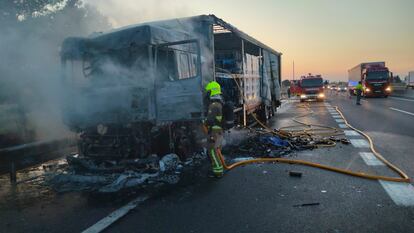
top-left (0, 1), bottom-right (111, 143)
top-left (83, 0), bottom-right (194, 27)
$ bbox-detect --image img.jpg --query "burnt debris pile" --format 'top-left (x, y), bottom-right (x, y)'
top-left (222, 130), bottom-right (349, 159)
top-left (46, 152), bottom-right (207, 193)
top-left (223, 133), bottom-right (293, 158)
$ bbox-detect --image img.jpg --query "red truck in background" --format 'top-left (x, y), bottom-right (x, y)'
top-left (348, 62), bottom-right (392, 97)
top-left (289, 80), bottom-right (302, 96)
top-left (298, 74), bottom-right (325, 102)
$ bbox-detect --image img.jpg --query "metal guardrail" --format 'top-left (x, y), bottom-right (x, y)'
top-left (0, 137), bottom-right (77, 184)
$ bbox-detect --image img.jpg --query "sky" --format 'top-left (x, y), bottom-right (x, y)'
top-left (85, 0), bottom-right (414, 81)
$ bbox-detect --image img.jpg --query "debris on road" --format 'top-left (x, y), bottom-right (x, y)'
top-left (289, 171), bottom-right (303, 178)
top-left (260, 136), bottom-right (289, 147)
top-left (222, 129), bottom-right (347, 159)
top-left (222, 133), bottom-right (292, 158)
top-left (293, 202), bottom-right (320, 207)
top-left (45, 152), bottom-right (207, 193)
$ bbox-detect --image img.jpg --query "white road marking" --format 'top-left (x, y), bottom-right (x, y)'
top-left (389, 107), bottom-right (414, 117)
top-left (350, 139), bottom-right (370, 148)
top-left (82, 195), bottom-right (149, 233)
top-left (344, 130), bottom-right (360, 136)
top-left (379, 181), bottom-right (414, 206)
top-left (389, 96), bottom-right (414, 102)
top-left (338, 124), bottom-right (348, 128)
top-left (335, 119), bottom-right (345, 123)
top-left (332, 115), bottom-right (342, 119)
top-left (359, 152), bottom-right (384, 166)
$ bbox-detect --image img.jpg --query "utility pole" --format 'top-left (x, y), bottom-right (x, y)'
top-left (293, 60), bottom-right (295, 81)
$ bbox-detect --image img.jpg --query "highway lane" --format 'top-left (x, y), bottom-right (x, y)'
top-left (2, 98), bottom-right (414, 233)
top-left (105, 100), bottom-right (414, 233)
top-left (328, 92), bottom-right (414, 179)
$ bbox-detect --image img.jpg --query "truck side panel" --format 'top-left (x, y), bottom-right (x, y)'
top-left (152, 17), bottom-right (215, 123)
top-left (348, 64), bottom-right (362, 88)
top-left (408, 71), bottom-right (414, 87)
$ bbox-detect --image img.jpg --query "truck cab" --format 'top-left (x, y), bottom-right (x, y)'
top-left (348, 62), bottom-right (391, 97)
top-left (362, 66), bottom-right (391, 97)
top-left (299, 75), bottom-right (325, 102)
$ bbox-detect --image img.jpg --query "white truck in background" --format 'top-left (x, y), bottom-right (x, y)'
top-left (405, 71), bottom-right (414, 89)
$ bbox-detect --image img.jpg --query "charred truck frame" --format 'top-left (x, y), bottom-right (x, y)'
top-left (60, 15), bottom-right (282, 161)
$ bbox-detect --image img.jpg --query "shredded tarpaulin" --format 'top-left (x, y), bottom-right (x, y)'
top-left (99, 172), bottom-right (160, 193)
top-left (259, 136), bottom-right (289, 147)
top-left (159, 154), bottom-right (180, 172)
top-left (222, 133), bottom-right (294, 158)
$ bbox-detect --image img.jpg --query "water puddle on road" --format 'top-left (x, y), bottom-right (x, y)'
top-left (0, 158), bottom-right (67, 209)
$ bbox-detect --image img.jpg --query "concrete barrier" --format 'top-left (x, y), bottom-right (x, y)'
top-left (391, 89), bottom-right (414, 99)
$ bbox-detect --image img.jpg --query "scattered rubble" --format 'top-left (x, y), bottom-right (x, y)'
top-left (43, 128), bottom-right (348, 194)
top-left (222, 130), bottom-right (347, 159)
top-left (222, 133), bottom-right (293, 158)
top-left (293, 202), bottom-right (320, 207)
top-left (289, 171), bottom-right (303, 178)
top-left (45, 152), bottom-right (207, 193)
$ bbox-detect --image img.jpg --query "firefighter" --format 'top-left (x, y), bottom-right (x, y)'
top-left (355, 81), bottom-right (363, 105)
top-left (205, 81), bottom-right (224, 178)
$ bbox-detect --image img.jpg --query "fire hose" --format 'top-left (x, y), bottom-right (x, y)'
top-left (210, 68), bottom-right (410, 182)
top-left (211, 105), bottom-right (410, 183)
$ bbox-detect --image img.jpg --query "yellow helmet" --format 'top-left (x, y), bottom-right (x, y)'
top-left (205, 81), bottom-right (222, 97)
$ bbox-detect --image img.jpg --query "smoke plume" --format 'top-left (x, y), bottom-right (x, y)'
top-left (0, 0), bottom-right (110, 143)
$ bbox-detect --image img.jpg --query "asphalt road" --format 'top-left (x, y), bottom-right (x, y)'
top-left (1, 93), bottom-right (414, 233)
top-left (329, 91), bottom-right (414, 178)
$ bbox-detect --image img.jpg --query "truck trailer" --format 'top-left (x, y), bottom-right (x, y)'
top-left (348, 62), bottom-right (392, 97)
top-left (405, 71), bottom-right (414, 89)
top-left (60, 15), bottom-right (282, 161)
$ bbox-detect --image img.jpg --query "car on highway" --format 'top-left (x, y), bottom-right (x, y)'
top-left (336, 85), bottom-right (347, 92)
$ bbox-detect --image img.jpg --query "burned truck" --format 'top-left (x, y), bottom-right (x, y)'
top-left (60, 15), bottom-right (282, 162)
